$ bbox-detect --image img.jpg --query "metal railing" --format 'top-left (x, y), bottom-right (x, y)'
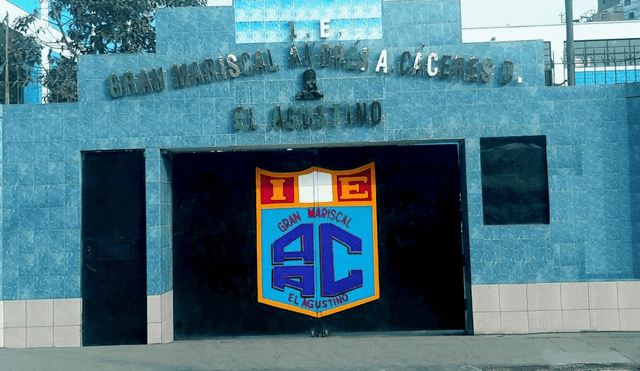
top-left (547, 37), bottom-right (640, 86)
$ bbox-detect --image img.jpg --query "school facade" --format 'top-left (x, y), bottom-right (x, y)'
top-left (0, 0), bottom-right (639, 348)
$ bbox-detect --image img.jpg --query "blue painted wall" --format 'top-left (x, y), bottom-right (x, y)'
top-left (0, 0), bottom-right (637, 301)
top-left (628, 82), bottom-right (640, 279)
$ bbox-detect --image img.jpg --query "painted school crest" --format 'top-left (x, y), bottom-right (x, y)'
top-left (256, 163), bottom-right (379, 317)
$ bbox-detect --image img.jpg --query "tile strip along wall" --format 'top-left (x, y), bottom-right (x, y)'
top-left (147, 291), bottom-right (174, 344)
top-left (473, 281), bottom-right (640, 334)
top-left (2, 299), bottom-right (81, 348)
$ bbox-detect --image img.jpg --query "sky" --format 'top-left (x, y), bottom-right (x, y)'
top-left (460, 0), bottom-right (599, 28)
top-left (10, 0), bottom-right (601, 29)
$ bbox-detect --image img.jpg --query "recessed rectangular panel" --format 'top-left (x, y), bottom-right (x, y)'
top-left (82, 150), bottom-right (147, 346)
top-left (480, 136), bottom-right (550, 225)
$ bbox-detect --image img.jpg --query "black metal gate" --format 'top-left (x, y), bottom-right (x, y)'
top-left (82, 150), bottom-right (147, 346)
top-left (173, 144), bottom-right (471, 338)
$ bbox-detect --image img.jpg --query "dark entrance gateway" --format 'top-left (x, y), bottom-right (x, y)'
top-left (81, 150), bottom-right (148, 346)
top-left (172, 143), bottom-right (472, 338)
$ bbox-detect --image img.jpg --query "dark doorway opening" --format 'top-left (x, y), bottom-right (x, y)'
top-left (173, 144), bottom-right (470, 338)
top-left (82, 150), bottom-right (147, 346)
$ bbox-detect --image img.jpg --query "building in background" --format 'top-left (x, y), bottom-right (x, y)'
top-left (463, 19), bottom-right (640, 86)
top-left (594, 0), bottom-right (640, 20)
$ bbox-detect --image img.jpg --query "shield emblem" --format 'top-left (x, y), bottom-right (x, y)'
top-left (256, 163), bottom-right (379, 317)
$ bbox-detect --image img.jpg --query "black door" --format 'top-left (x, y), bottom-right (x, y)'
top-left (82, 150), bottom-right (147, 346)
top-left (173, 144), bottom-right (468, 338)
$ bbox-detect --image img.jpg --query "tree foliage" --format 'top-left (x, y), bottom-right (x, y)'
top-left (15, 0), bottom-right (206, 103)
top-left (0, 25), bottom-right (42, 104)
top-left (43, 51), bottom-right (77, 103)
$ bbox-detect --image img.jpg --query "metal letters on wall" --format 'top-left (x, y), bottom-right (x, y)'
top-left (256, 163), bottom-right (379, 317)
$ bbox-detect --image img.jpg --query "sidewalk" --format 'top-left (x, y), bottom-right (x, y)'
top-left (1, 332), bottom-right (639, 370)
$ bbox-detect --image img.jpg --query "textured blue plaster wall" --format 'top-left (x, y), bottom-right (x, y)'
top-left (0, 0), bottom-right (636, 301)
top-left (628, 82), bottom-right (640, 279)
top-left (471, 85), bottom-right (632, 284)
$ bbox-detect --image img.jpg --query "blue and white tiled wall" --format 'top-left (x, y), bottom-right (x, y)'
top-left (235, 0), bottom-right (382, 43)
top-left (1, 0), bottom-right (639, 347)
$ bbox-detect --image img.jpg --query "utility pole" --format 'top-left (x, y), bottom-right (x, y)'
top-left (565, 0), bottom-right (575, 86)
top-left (5, 12), bottom-right (10, 104)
